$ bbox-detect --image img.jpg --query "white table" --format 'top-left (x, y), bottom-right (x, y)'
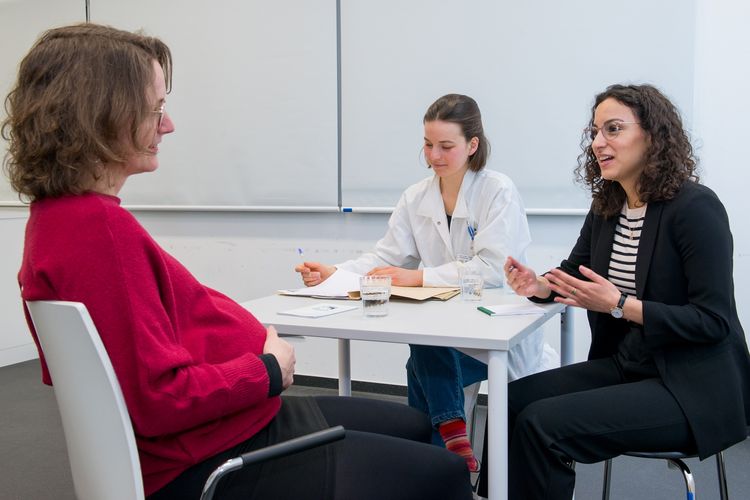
top-left (241, 289), bottom-right (572, 500)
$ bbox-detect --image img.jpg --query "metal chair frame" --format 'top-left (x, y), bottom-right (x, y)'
top-left (601, 450), bottom-right (729, 500)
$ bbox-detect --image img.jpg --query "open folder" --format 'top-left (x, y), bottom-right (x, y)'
top-left (278, 268), bottom-right (459, 301)
top-left (348, 286), bottom-right (459, 301)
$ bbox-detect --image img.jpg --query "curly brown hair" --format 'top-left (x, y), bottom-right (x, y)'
top-left (1, 23), bottom-right (172, 202)
top-left (575, 84), bottom-right (698, 217)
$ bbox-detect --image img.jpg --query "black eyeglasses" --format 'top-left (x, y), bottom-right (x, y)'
top-left (151, 103), bottom-right (166, 129)
top-left (584, 119), bottom-right (640, 141)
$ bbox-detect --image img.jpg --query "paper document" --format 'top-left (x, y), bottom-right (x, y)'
top-left (278, 268), bottom-right (361, 299)
top-left (477, 303), bottom-right (547, 316)
top-left (348, 286), bottom-right (459, 301)
top-left (279, 269), bottom-right (460, 301)
top-left (391, 286), bottom-right (459, 301)
top-left (278, 303), bottom-right (358, 318)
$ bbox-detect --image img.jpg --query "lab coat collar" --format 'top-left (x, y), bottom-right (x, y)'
top-left (415, 169), bottom-right (478, 221)
top-left (452, 169), bottom-right (478, 220)
top-left (415, 170), bottom-right (478, 251)
top-left (416, 175), bottom-right (451, 249)
top-left (416, 174), bottom-right (443, 219)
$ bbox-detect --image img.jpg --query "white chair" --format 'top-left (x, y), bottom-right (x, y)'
top-left (26, 300), bottom-right (344, 500)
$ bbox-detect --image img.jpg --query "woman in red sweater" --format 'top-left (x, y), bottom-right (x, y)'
top-left (2, 23), bottom-right (473, 499)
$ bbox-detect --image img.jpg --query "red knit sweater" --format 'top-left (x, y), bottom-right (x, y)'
top-left (19, 193), bottom-right (281, 495)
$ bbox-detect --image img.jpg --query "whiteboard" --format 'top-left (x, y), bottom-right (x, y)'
top-left (1, 0), bottom-right (339, 209)
top-left (90, 0), bottom-right (339, 208)
top-left (0, 0), bottom-right (85, 204)
top-left (340, 0), bottom-right (695, 211)
top-left (2, 0), bottom-right (696, 212)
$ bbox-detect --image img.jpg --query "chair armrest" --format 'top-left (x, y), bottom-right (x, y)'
top-left (200, 425), bottom-right (345, 500)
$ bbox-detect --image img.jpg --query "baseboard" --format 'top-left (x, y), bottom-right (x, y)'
top-left (0, 343), bottom-right (38, 368)
top-left (295, 374), bottom-right (488, 406)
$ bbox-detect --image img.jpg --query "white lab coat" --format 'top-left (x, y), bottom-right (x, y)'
top-left (337, 168), bottom-right (556, 379)
top-left (337, 168), bottom-right (531, 287)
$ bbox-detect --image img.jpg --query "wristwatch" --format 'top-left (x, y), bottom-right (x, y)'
top-left (610, 293), bottom-right (628, 319)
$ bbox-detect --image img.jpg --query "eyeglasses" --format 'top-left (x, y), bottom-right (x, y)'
top-left (151, 103), bottom-right (166, 129)
top-left (584, 120), bottom-right (640, 141)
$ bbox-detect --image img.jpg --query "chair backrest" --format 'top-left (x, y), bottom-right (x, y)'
top-left (26, 300), bottom-right (145, 500)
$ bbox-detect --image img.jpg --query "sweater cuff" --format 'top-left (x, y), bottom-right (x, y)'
top-left (259, 354), bottom-right (283, 397)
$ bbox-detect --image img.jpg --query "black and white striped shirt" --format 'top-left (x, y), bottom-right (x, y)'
top-left (608, 203), bottom-right (647, 296)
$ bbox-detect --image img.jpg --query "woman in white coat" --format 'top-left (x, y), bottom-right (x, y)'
top-left (296, 94), bottom-right (550, 471)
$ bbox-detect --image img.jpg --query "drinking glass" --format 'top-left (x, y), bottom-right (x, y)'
top-left (359, 276), bottom-right (392, 317)
top-left (459, 263), bottom-right (484, 301)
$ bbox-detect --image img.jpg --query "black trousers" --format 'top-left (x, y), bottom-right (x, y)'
top-left (150, 395), bottom-right (473, 500)
top-left (477, 357), bottom-right (695, 499)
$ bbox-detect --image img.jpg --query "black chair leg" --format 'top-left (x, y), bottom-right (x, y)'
top-left (601, 458), bottom-right (612, 500)
top-left (716, 451), bottom-right (729, 500)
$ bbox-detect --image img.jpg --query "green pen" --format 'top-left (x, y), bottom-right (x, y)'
top-left (477, 306), bottom-right (494, 316)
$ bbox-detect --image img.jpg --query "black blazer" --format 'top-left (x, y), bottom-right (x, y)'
top-left (553, 181), bottom-right (750, 458)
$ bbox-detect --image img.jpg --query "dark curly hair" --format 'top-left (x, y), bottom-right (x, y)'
top-left (575, 84), bottom-right (698, 217)
top-left (2, 23), bottom-right (172, 202)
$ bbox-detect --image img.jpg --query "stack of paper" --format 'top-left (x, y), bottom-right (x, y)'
top-left (278, 303), bottom-right (358, 318)
top-left (279, 269), bottom-right (460, 301)
top-left (348, 286), bottom-right (459, 301)
top-left (278, 269), bottom-right (360, 299)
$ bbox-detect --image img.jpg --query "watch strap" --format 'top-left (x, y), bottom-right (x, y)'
top-left (616, 292), bottom-right (627, 309)
top-left (610, 292), bottom-right (628, 318)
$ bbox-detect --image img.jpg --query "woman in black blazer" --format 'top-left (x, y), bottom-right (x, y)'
top-left (478, 84), bottom-right (750, 499)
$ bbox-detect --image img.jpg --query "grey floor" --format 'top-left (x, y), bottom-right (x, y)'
top-left (1, 360), bottom-right (748, 500)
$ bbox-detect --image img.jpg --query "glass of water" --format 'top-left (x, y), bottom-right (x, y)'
top-left (459, 263), bottom-right (484, 301)
top-left (359, 275), bottom-right (392, 317)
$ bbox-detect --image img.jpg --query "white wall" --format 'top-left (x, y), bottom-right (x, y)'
top-left (692, 0), bottom-right (750, 323)
top-left (0, 210), bottom-right (35, 366)
top-left (1, 0), bottom-right (748, 386)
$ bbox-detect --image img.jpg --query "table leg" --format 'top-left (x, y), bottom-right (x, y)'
top-left (337, 338), bottom-right (352, 396)
top-left (560, 305), bottom-right (575, 366)
top-left (487, 350), bottom-right (509, 500)
top-left (560, 307), bottom-right (578, 500)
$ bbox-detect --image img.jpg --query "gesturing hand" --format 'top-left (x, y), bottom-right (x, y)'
top-left (504, 256), bottom-right (548, 298)
top-left (545, 265), bottom-right (621, 314)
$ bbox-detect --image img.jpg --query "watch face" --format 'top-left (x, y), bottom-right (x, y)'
top-left (611, 307), bottom-right (624, 319)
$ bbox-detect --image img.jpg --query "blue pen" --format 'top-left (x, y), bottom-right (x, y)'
top-left (467, 222), bottom-right (477, 254)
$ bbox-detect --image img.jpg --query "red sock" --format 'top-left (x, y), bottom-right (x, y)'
top-left (438, 418), bottom-right (479, 472)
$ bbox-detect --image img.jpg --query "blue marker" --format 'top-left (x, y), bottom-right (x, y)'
top-left (297, 248), bottom-right (305, 259)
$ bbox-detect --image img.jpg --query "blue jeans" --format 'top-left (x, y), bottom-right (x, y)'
top-left (406, 344), bottom-right (488, 446)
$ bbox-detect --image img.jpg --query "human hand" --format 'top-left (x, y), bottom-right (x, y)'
top-left (294, 261), bottom-right (336, 287)
top-left (263, 326), bottom-right (295, 390)
top-left (545, 265), bottom-right (621, 313)
top-left (504, 256), bottom-right (549, 298)
top-left (367, 266), bottom-right (423, 286)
